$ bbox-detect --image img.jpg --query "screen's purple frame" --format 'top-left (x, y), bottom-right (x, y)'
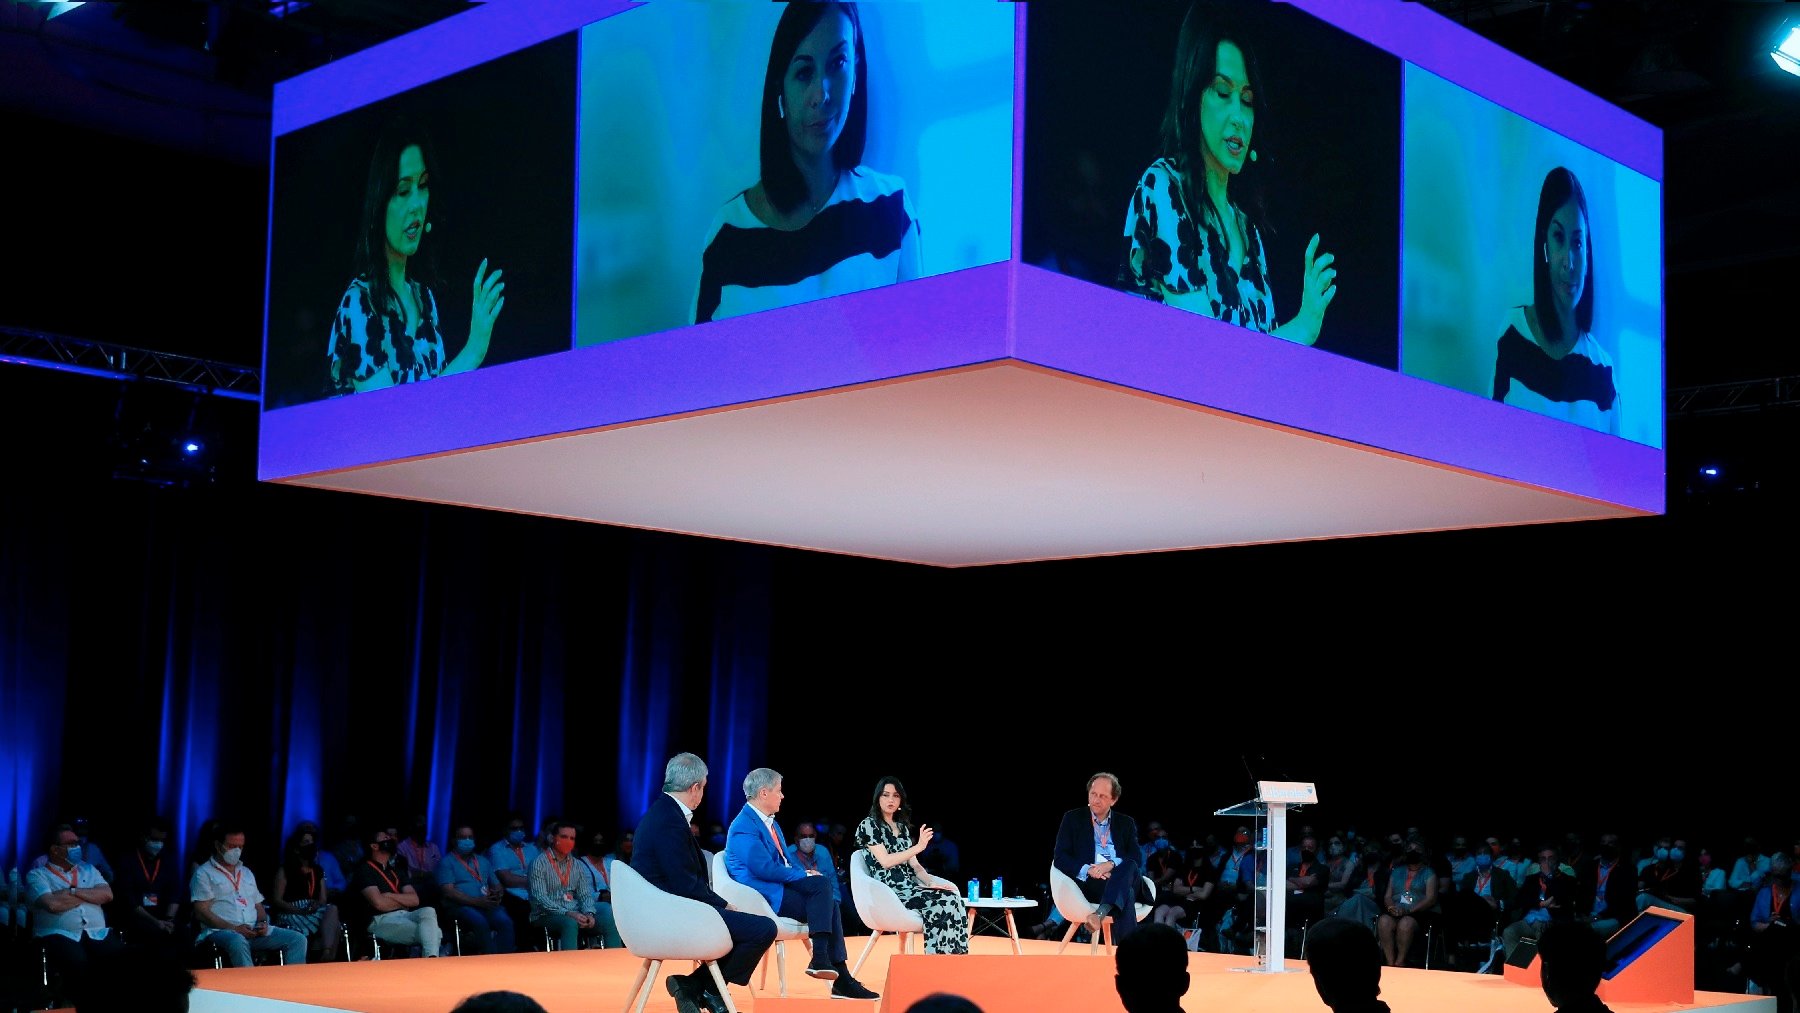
top-left (260, 0), bottom-right (1662, 515)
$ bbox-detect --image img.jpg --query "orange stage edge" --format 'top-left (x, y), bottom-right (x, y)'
top-left (181, 935), bottom-right (1773, 1013)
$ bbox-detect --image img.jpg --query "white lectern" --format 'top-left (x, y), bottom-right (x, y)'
top-left (1213, 779), bottom-right (1318, 973)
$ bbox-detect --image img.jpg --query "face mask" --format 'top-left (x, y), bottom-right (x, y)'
top-left (222, 848), bottom-right (243, 866)
top-left (1152, 838), bottom-right (1171, 852)
top-left (1598, 845), bottom-right (1619, 863)
top-left (1490, 844), bottom-right (1503, 856)
top-left (300, 843), bottom-right (318, 860)
top-left (1234, 833), bottom-right (1249, 846)
top-left (1300, 849), bottom-right (1317, 863)
top-left (1697, 854), bottom-right (1710, 869)
top-left (1655, 847), bottom-right (1670, 861)
top-left (1329, 843), bottom-right (1344, 857)
top-left (1475, 854), bottom-right (1493, 870)
top-left (65, 845), bottom-right (83, 864)
top-left (507, 830), bottom-right (526, 845)
top-left (798, 837), bottom-right (816, 854)
top-left (1669, 848), bottom-right (1685, 862)
top-left (144, 840), bottom-right (164, 857)
top-left (554, 838), bottom-right (575, 856)
top-left (1405, 851), bottom-right (1424, 864)
top-left (455, 838), bottom-right (476, 855)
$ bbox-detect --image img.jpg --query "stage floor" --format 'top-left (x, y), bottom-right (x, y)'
top-left (181, 934), bottom-right (1775, 1013)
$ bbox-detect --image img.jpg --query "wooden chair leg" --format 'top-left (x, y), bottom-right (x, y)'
top-left (853, 931), bottom-right (881, 976)
top-left (1058, 920), bottom-right (1080, 955)
top-left (774, 938), bottom-right (788, 996)
top-left (705, 960), bottom-right (742, 1013)
top-left (628, 958), bottom-right (657, 1013)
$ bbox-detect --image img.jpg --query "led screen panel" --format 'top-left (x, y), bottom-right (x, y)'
top-left (265, 36), bottom-right (577, 410)
top-left (1402, 65), bottom-right (1664, 448)
top-left (575, 1), bottom-right (1014, 347)
top-left (1022, 0), bottom-right (1402, 370)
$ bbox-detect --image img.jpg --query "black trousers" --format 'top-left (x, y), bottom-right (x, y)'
top-left (712, 907), bottom-right (778, 986)
top-left (778, 873), bottom-right (847, 964)
top-left (1076, 859), bottom-right (1146, 941)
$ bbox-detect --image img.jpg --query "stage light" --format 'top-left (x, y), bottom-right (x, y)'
top-left (1700, 466), bottom-right (1720, 478)
top-left (1775, 24), bottom-right (1800, 78)
top-left (181, 438), bottom-right (205, 456)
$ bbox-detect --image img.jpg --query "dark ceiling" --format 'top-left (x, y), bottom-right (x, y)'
top-left (2, 0), bottom-right (1797, 386)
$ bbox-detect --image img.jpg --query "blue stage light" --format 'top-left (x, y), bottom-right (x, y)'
top-left (182, 440), bottom-right (204, 456)
top-left (1700, 466), bottom-right (1720, 478)
top-left (1776, 25), bottom-right (1800, 78)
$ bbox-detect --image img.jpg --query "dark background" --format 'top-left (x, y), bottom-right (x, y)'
top-left (263, 33), bottom-right (577, 408)
top-left (2, 0), bottom-right (1799, 932)
top-left (1023, 0), bottom-right (1402, 370)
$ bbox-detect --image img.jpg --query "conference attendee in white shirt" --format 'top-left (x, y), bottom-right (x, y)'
top-left (190, 825), bottom-right (308, 967)
top-left (27, 823), bottom-right (124, 995)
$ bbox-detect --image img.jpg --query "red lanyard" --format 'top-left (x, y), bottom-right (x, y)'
top-left (1187, 869), bottom-right (1202, 887)
top-left (1298, 861), bottom-right (1313, 878)
top-left (511, 847), bottom-right (527, 871)
top-left (48, 864), bottom-right (79, 890)
top-left (137, 853), bottom-right (161, 885)
top-left (550, 856), bottom-right (573, 889)
top-left (1597, 863), bottom-right (1612, 891)
top-left (1772, 882), bottom-right (1791, 918)
top-left (302, 867), bottom-right (317, 900)
top-left (365, 861), bottom-right (400, 893)
top-left (1402, 867), bottom-right (1422, 893)
top-left (1476, 870), bottom-right (1492, 893)
top-left (455, 854), bottom-right (485, 883)
top-left (213, 860), bottom-right (244, 894)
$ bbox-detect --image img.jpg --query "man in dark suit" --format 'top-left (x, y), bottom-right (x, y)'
top-left (1054, 771), bottom-right (1148, 943)
top-left (632, 753), bottom-right (777, 1013)
top-left (724, 767), bottom-right (878, 1000)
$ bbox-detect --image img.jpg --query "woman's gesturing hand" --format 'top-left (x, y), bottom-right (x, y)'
top-left (1294, 233), bottom-right (1337, 345)
top-left (469, 257), bottom-right (506, 349)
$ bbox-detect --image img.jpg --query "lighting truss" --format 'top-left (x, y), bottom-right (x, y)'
top-left (0, 325), bottom-right (260, 401)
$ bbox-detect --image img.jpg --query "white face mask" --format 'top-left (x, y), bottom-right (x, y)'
top-left (798, 838), bottom-right (817, 855)
top-left (222, 847), bottom-right (243, 866)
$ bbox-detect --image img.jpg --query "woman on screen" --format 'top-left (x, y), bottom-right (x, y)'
top-left (329, 117), bottom-right (505, 395)
top-left (693, 2), bottom-right (922, 325)
top-left (1121, 1), bottom-right (1336, 345)
top-left (1490, 167), bottom-right (1619, 435)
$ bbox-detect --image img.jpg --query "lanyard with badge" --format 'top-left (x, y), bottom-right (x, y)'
top-left (137, 852), bottom-right (162, 909)
top-left (214, 860), bottom-right (249, 910)
top-left (551, 855), bottom-right (575, 903)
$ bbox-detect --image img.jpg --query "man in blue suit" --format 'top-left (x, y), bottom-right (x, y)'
top-left (632, 753), bottom-right (777, 1013)
top-left (725, 767), bottom-right (879, 1001)
top-left (1054, 771), bottom-right (1149, 943)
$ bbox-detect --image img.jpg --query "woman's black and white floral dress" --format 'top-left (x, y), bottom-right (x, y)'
top-left (855, 816), bottom-right (969, 954)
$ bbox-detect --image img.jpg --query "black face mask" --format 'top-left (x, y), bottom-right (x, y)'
top-left (1300, 850), bottom-right (1317, 863)
top-left (1405, 851), bottom-right (1425, 864)
top-left (1598, 845), bottom-right (1620, 863)
top-left (299, 843), bottom-right (318, 860)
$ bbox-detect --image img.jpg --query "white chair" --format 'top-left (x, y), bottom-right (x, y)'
top-left (1048, 864), bottom-right (1155, 955)
top-left (710, 850), bottom-right (812, 996)
top-left (612, 860), bottom-right (741, 1013)
top-left (848, 846), bottom-right (927, 975)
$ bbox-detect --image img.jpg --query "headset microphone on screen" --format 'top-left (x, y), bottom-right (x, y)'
top-left (1543, 243), bottom-right (1548, 263)
top-left (778, 96), bottom-right (785, 120)
top-left (1249, 149), bottom-right (1257, 163)
top-left (425, 222), bottom-right (433, 233)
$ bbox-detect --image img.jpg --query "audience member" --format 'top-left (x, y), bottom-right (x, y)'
top-left (190, 824), bottom-right (308, 967)
top-left (788, 821), bottom-right (840, 906)
top-left (69, 943), bottom-right (195, 1013)
top-left (399, 814), bottom-right (444, 904)
top-left (1053, 772), bottom-right (1149, 943)
top-left (903, 995), bottom-right (984, 1013)
top-left (28, 823), bottom-right (125, 996)
top-left (1287, 833), bottom-right (1328, 934)
top-left (1537, 920), bottom-right (1615, 1013)
top-left (729, 768), bottom-right (880, 997)
top-left (1637, 836), bottom-right (1699, 914)
top-left (1336, 842), bottom-right (1387, 928)
top-left (112, 816), bottom-right (183, 944)
top-left (450, 991), bottom-right (549, 1013)
top-left (1731, 838), bottom-right (1771, 905)
top-left (438, 822), bottom-right (516, 955)
top-left (356, 828), bottom-right (442, 958)
top-left (1325, 834), bottom-right (1358, 917)
top-left (295, 820), bottom-right (348, 896)
top-left (631, 752), bottom-right (777, 1013)
top-left (1504, 843), bottom-right (1576, 961)
top-left (1377, 837), bottom-right (1437, 967)
top-left (33, 817), bottom-right (115, 884)
top-left (488, 814), bottom-right (540, 934)
top-left (1446, 842), bottom-right (1510, 956)
top-left (1307, 916), bottom-right (1390, 1013)
top-left (1151, 846), bottom-right (1213, 935)
top-left (1114, 921), bottom-right (1189, 1013)
top-left (577, 827), bottom-right (623, 948)
top-left (530, 821), bottom-right (598, 952)
top-left (1580, 833), bottom-right (1632, 938)
top-left (330, 816), bottom-right (365, 880)
top-left (1737, 851), bottom-right (1795, 1001)
top-left (604, 830), bottom-right (634, 879)
top-left (270, 824), bottom-right (343, 961)
top-left (1211, 826), bottom-right (1258, 945)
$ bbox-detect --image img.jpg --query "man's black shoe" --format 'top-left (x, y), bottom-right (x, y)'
top-left (831, 977), bottom-right (880, 1000)
top-left (804, 952), bottom-right (840, 980)
top-left (665, 973), bottom-right (703, 1013)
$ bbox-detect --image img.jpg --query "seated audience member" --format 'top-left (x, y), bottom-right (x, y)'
top-left (1054, 772), bottom-right (1150, 943)
top-left (1446, 844), bottom-right (1511, 955)
top-left (604, 830), bottom-right (633, 878)
top-left (788, 821), bottom-right (840, 907)
top-left (1504, 844), bottom-right (1577, 961)
top-left (357, 829), bottom-right (442, 957)
top-left (112, 816), bottom-right (183, 945)
top-left (1377, 837), bottom-right (1437, 967)
top-left (190, 824), bottom-right (308, 967)
top-left (1145, 834), bottom-right (1181, 916)
top-left (398, 815), bottom-right (443, 904)
top-left (1325, 835), bottom-right (1359, 917)
top-left (1337, 843), bottom-right (1387, 928)
top-left (1152, 847), bottom-right (1214, 935)
top-left (633, 752), bottom-right (777, 1013)
top-left (70, 943), bottom-right (195, 1013)
top-left (294, 820), bottom-right (347, 897)
top-left (1114, 922), bottom-right (1189, 1013)
top-left (729, 768), bottom-right (880, 997)
top-left (530, 821), bottom-right (598, 951)
top-left (1737, 852), bottom-right (1796, 1000)
top-left (1580, 833), bottom-right (1632, 938)
top-left (487, 814), bottom-right (540, 934)
top-left (904, 996), bottom-right (985, 1013)
top-left (577, 828), bottom-right (623, 948)
top-left (271, 825), bottom-right (343, 961)
top-left (33, 817), bottom-right (115, 884)
top-left (1287, 833), bottom-right (1329, 933)
top-left (1308, 916), bottom-right (1391, 1013)
top-left (1210, 826), bottom-right (1258, 943)
top-left (331, 816), bottom-right (365, 876)
top-left (1637, 837), bottom-right (1699, 914)
top-left (437, 823), bottom-right (516, 955)
top-left (1561, 834), bottom-right (1586, 878)
top-left (451, 991), bottom-right (550, 1013)
top-left (1731, 838), bottom-right (1771, 906)
top-left (1537, 920), bottom-right (1616, 1013)
top-left (29, 823), bottom-right (125, 995)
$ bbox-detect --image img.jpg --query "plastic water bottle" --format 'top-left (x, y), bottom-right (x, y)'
top-left (991, 877), bottom-right (1004, 900)
top-left (967, 878), bottom-right (980, 902)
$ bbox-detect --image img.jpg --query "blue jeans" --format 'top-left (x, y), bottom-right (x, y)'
top-left (450, 903), bottom-right (516, 954)
top-left (202, 926), bottom-right (308, 967)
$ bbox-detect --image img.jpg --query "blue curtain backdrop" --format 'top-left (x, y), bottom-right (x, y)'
top-left (0, 454), bottom-right (768, 873)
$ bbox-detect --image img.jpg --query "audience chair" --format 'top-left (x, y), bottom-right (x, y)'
top-left (611, 859), bottom-right (741, 1013)
top-left (848, 846), bottom-right (926, 975)
top-left (1048, 865), bottom-right (1155, 955)
top-left (709, 851), bottom-right (810, 996)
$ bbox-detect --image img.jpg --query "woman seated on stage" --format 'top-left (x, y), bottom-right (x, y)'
top-left (854, 777), bottom-right (969, 955)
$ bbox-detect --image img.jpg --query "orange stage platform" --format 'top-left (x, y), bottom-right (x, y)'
top-left (184, 934), bottom-right (1774, 1013)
